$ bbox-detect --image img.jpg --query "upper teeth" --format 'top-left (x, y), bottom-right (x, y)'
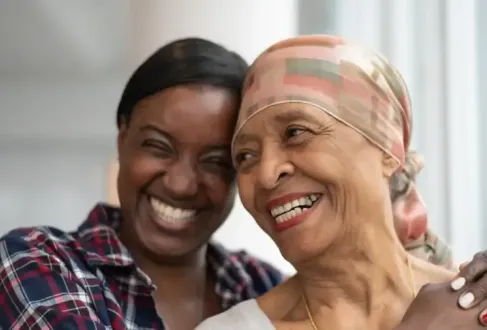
top-left (270, 194), bottom-right (320, 223)
top-left (150, 197), bottom-right (196, 222)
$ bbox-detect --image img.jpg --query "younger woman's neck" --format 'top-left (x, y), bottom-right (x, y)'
top-left (118, 224), bottom-right (210, 291)
top-left (295, 207), bottom-right (415, 328)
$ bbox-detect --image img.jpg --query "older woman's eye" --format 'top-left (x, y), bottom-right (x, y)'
top-left (285, 127), bottom-right (307, 139)
top-left (236, 152), bottom-right (250, 162)
top-left (286, 127), bottom-right (305, 137)
top-left (235, 152), bottom-right (253, 164)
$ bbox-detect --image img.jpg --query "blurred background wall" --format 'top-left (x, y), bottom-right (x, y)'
top-left (0, 0), bottom-right (484, 274)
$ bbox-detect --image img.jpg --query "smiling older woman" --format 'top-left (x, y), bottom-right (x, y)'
top-left (195, 35), bottom-right (486, 330)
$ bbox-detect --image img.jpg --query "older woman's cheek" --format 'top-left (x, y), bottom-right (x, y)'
top-left (237, 173), bottom-right (269, 232)
top-left (327, 183), bottom-right (347, 221)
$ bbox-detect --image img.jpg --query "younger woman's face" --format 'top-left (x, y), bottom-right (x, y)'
top-left (117, 85), bottom-right (239, 260)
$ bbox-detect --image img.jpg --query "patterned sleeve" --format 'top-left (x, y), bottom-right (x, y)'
top-left (0, 234), bottom-right (110, 330)
top-left (234, 251), bottom-right (285, 294)
top-left (404, 229), bottom-right (456, 271)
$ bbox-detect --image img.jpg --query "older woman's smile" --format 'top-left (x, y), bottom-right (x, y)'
top-left (267, 193), bottom-right (322, 231)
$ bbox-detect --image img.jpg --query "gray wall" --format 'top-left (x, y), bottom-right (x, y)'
top-left (0, 76), bottom-right (121, 233)
top-left (298, 0), bottom-right (336, 34)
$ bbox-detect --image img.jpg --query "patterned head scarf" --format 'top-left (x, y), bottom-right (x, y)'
top-left (234, 35), bottom-right (454, 270)
top-left (233, 35), bottom-right (411, 166)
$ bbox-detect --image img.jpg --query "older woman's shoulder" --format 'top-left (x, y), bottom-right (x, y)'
top-left (195, 299), bottom-right (275, 330)
top-left (256, 276), bottom-right (303, 322)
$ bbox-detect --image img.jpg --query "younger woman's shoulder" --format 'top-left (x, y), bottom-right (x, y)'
top-left (208, 242), bottom-right (285, 295)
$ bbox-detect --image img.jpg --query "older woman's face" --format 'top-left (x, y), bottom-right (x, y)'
top-left (234, 103), bottom-right (395, 262)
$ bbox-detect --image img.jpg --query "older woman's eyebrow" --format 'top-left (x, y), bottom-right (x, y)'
top-left (233, 132), bottom-right (260, 148)
top-left (274, 108), bottom-right (322, 125)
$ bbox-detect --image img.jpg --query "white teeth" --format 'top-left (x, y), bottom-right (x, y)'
top-left (270, 194), bottom-right (321, 223)
top-left (150, 197), bottom-right (196, 223)
top-left (275, 208), bottom-right (304, 223)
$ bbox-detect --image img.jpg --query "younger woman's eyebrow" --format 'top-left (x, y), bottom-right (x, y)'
top-left (139, 125), bottom-right (174, 142)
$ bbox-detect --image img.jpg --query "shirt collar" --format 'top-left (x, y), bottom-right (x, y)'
top-left (76, 203), bottom-right (135, 268)
top-left (76, 204), bottom-right (254, 299)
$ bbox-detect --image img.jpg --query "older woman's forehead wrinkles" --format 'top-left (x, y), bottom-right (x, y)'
top-left (273, 108), bottom-right (323, 125)
top-left (233, 132), bottom-right (261, 148)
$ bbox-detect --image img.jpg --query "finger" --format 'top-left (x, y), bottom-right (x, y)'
top-left (451, 276), bottom-right (467, 291)
top-left (452, 253), bottom-right (487, 292)
top-left (459, 273), bottom-right (487, 309)
top-left (450, 262), bottom-right (471, 290)
top-left (478, 300), bottom-right (487, 326)
top-left (463, 252), bottom-right (487, 283)
top-left (460, 261), bottom-right (470, 271)
top-left (480, 308), bottom-right (487, 326)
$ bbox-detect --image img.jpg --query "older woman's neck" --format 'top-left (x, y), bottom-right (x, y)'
top-left (295, 207), bottom-right (414, 327)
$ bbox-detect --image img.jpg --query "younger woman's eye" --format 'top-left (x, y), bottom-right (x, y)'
top-left (203, 156), bottom-right (233, 169)
top-left (142, 139), bottom-right (173, 155)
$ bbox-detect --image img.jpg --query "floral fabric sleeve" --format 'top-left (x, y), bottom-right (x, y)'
top-left (404, 229), bottom-right (456, 271)
top-left (391, 151), bottom-right (455, 271)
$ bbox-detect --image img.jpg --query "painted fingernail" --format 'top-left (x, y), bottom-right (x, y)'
top-left (459, 292), bottom-right (475, 309)
top-left (480, 310), bottom-right (487, 325)
top-left (451, 277), bottom-right (466, 291)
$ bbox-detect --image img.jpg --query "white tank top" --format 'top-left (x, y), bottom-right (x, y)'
top-left (195, 299), bottom-right (275, 330)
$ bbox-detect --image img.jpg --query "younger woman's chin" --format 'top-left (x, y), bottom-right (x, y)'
top-left (140, 236), bottom-right (207, 262)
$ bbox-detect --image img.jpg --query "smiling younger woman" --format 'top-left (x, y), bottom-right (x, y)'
top-left (0, 38), bottom-right (282, 330)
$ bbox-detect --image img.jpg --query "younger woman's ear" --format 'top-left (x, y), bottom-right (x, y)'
top-left (117, 119), bottom-right (128, 158)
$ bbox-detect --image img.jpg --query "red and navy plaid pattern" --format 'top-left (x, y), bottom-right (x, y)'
top-left (0, 204), bottom-right (282, 329)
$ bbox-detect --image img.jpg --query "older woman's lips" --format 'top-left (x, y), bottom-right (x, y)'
top-left (267, 193), bottom-right (322, 232)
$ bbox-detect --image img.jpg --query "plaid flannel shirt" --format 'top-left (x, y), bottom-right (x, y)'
top-left (0, 204), bottom-right (282, 330)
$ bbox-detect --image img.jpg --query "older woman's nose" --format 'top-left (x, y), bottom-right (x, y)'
top-left (257, 147), bottom-right (294, 190)
top-left (163, 159), bottom-right (198, 198)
